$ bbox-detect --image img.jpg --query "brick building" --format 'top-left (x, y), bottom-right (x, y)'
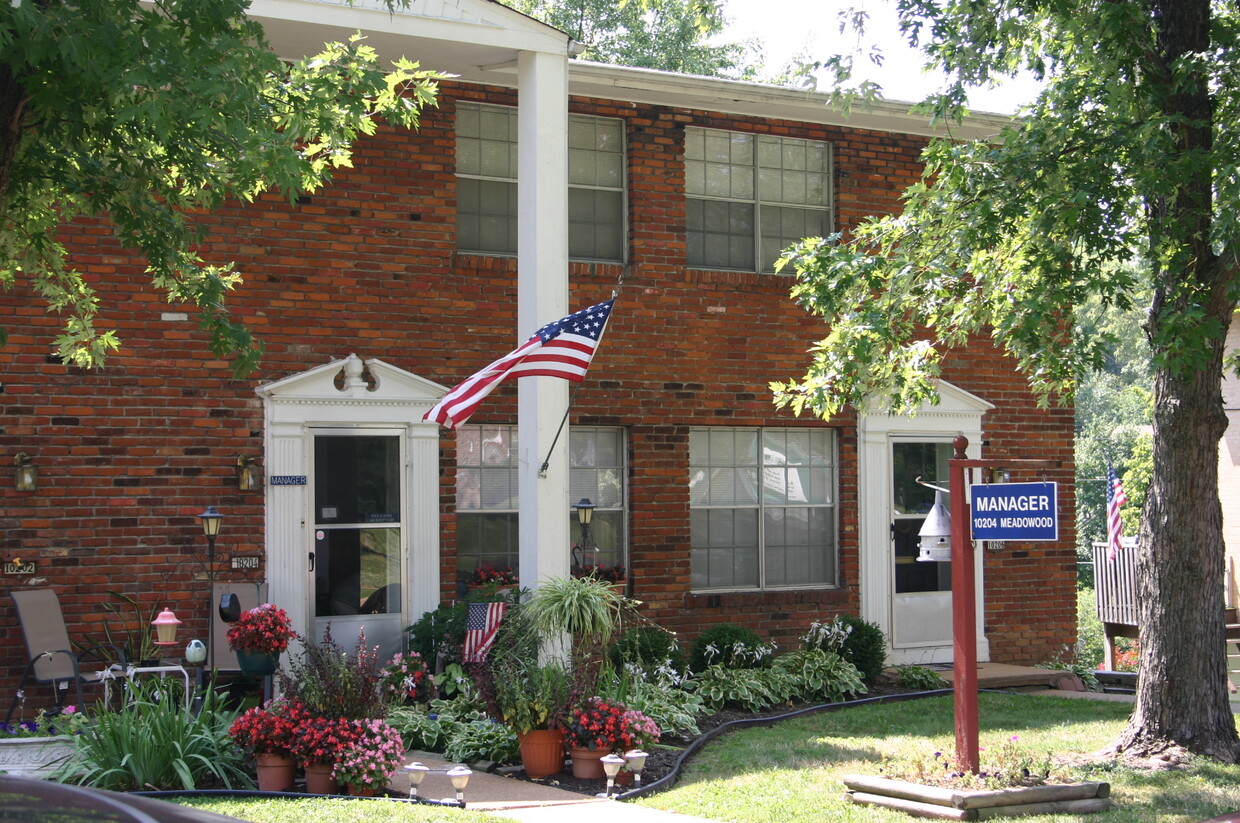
top-left (0, 0), bottom-right (1075, 688)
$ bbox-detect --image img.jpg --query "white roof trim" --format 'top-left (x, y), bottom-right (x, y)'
top-left (257, 353), bottom-right (447, 405)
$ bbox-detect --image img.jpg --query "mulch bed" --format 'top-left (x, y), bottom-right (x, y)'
top-left (508, 674), bottom-right (924, 797)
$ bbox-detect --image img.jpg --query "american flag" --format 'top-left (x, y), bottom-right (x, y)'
top-left (424, 299), bottom-right (615, 429)
top-left (461, 601), bottom-right (507, 663)
top-left (1106, 463), bottom-right (1128, 561)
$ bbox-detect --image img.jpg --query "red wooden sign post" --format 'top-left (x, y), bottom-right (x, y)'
top-left (947, 435), bottom-right (1058, 773)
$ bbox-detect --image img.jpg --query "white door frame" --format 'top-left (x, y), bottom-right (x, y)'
top-left (256, 354), bottom-right (446, 655)
top-left (857, 381), bottom-right (993, 665)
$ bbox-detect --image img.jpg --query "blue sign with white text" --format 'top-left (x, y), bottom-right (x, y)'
top-left (970, 482), bottom-right (1058, 541)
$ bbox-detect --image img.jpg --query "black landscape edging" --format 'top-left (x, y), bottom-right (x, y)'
top-left (133, 788), bottom-right (464, 809)
top-left (613, 689), bottom-right (954, 800)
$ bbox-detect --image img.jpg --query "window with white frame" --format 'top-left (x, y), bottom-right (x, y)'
top-left (456, 103), bottom-right (625, 261)
top-left (689, 427), bottom-right (837, 590)
top-left (684, 127), bottom-right (833, 274)
top-left (456, 425), bottom-right (627, 580)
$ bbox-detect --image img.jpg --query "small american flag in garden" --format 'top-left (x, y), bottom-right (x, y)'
top-left (424, 298), bottom-right (615, 429)
top-left (461, 601), bottom-right (507, 663)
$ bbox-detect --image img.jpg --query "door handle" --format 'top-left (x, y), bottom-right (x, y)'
top-left (308, 551), bottom-right (315, 572)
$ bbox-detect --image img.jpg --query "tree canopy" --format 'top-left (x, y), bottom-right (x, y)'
top-left (0, 0), bottom-right (440, 374)
top-left (505, 0), bottom-right (758, 79)
top-left (776, 0), bottom-right (1240, 760)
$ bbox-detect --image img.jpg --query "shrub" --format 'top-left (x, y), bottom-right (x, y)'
top-left (771, 648), bottom-right (867, 703)
top-left (405, 603), bottom-right (469, 665)
top-left (1075, 587), bottom-right (1105, 668)
top-left (623, 669), bottom-right (705, 739)
top-left (278, 626), bottom-right (387, 720)
top-left (834, 614), bottom-right (887, 682)
top-left (895, 665), bottom-right (949, 691)
top-left (609, 625), bottom-right (684, 674)
top-left (691, 665), bottom-right (779, 713)
top-left (443, 719), bottom-right (518, 764)
top-left (387, 706), bottom-right (445, 752)
top-left (689, 624), bottom-right (775, 672)
top-left (57, 680), bottom-right (250, 790)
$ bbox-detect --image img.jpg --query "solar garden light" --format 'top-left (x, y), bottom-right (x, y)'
top-left (598, 753), bottom-right (626, 798)
top-left (447, 765), bottom-right (472, 804)
top-left (404, 762), bottom-right (429, 799)
top-left (624, 749), bottom-right (648, 785)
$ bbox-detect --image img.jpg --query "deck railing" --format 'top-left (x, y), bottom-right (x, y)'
top-left (1092, 540), bottom-right (1138, 628)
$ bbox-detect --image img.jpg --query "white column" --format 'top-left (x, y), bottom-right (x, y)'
top-left (517, 49), bottom-right (570, 590)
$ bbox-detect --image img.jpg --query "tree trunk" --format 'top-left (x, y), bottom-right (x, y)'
top-left (1111, 0), bottom-right (1239, 762)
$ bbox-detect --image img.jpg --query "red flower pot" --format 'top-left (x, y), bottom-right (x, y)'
top-left (569, 747), bottom-right (608, 779)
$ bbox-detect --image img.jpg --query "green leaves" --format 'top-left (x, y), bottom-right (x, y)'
top-left (0, 1), bottom-right (442, 374)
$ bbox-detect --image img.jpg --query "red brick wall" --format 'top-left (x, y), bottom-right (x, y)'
top-left (0, 80), bottom-right (1075, 696)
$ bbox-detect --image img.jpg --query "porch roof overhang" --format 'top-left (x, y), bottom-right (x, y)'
top-left (249, 0), bottom-right (1013, 142)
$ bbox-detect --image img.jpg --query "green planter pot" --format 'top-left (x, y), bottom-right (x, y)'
top-left (235, 650), bottom-right (279, 677)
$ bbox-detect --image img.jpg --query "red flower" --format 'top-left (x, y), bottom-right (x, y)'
top-left (229, 698), bottom-right (309, 755)
top-left (226, 603), bottom-right (295, 655)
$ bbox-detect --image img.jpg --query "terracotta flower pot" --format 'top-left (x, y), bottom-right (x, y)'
top-left (569, 746), bottom-right (609, 779)
top-left (303, 761), bottom-right (337, 795)
top-left (518, 729), bottom-right (565, 779)
top-left (255, 752), bottom-right (296, 792)
top-left (346, 784), bottom-right (377, 797)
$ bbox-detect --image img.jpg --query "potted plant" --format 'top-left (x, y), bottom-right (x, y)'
top-left (331, 718), bottom-right (406, 796)
top-left (288, 715), bottom-right (353, 795)
top-left (493, 659), bottom-right (571, 778)
top-left (563, 696), bottom-right (659, 779)
top-left (228, 698), bottom-right (308, 792)
top-left (571, 561), bottom-right (627, 593)
top-left (523, 575), bottom-right (625, 699)
top-left (463, 565), bottom-right (519, 592)
top-left (0, 705), bottom-right (85, 778)
top-left (226, 603), bottom-right (295, 677)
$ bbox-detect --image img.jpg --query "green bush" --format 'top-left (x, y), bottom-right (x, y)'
top-left (443, 719), bottom-right (518, 765)
top-left (57, 680), bottom-right (250, 790)
top-left (1076, 586), bottom-right (1105, 668)
top-left (689, 624), bottom-right (774, 672)
top-left (834, 614), bottom-right (887, 683)
top-left (895, 664), bottom-right (949, 691)
top-left (609, 625), bottom-right (684, 674)
top-left (387, 706), bottom-right (446, 751)
top-left (692, 665), bottom-right (780, 713)
top-left (771, 648), bottom-right (867, 703)
top-left (623, 671), bottom-right (706, 739)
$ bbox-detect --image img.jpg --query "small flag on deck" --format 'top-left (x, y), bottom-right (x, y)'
top-left (424, 299), bottom-right (615, 429)
top-left (1106, 463), bottom-right (1128, 561)
top-left (462, 601), bottom-right (507, 663)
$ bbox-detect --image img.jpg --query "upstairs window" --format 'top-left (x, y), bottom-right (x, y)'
top-left (685, 127), bottom-right (833, 273)
top-left (456, 103), bottom-right (625, 261)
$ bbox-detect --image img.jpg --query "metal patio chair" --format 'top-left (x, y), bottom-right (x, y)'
top-left (4, 588), bottom-right (127, 724)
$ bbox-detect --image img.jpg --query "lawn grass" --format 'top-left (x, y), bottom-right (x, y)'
top-left (173, 796), bottom-right (517, 822)
top-left (634, 692), bottom-right (1240, 822)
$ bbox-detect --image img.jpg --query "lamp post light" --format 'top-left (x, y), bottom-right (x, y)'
top-left (197, 506), bottom-right (223, 671)
top-left (575, 498), bottom-right (595, 565)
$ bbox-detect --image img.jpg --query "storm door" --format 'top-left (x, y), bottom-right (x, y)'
top-left (312, 431), bottom-right (404, 660)
top-left (890, 440), bottom-right (954, 650)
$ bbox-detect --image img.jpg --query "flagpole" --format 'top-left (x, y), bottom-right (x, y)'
top-left (537, 278), bottom-right (624, 478)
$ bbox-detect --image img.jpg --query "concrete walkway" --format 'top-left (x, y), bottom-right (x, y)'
top-left (390, 754), bottom-right (717, 821)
